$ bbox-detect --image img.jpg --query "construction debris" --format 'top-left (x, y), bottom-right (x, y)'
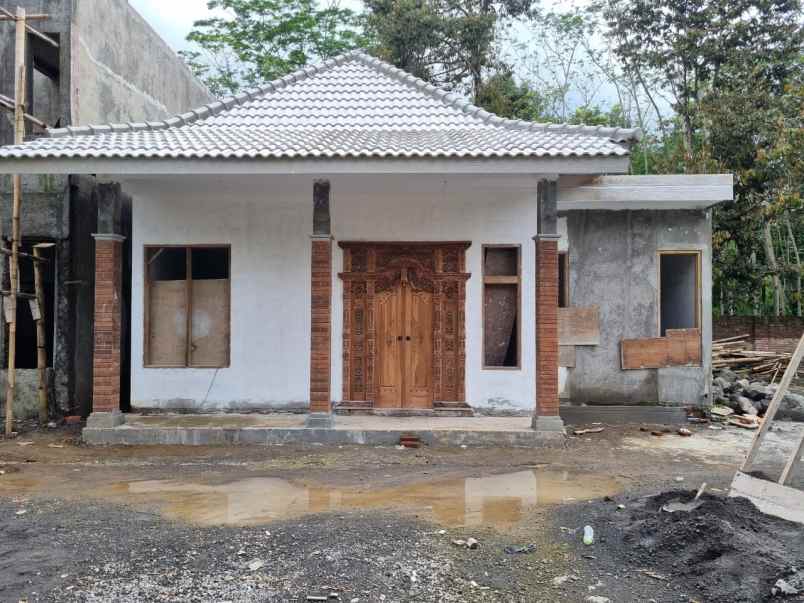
top-left (713, 334), bottom-right (801, 381)
top-left (573, 427), bottom-right (605, 436)
top-left (711, 366), bottom-right (803, 421)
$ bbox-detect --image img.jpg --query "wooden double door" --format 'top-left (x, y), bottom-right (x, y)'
top-left (340, 242), bottom-right (470, 410)
top-left (376, 277), bottom-right (433, 408)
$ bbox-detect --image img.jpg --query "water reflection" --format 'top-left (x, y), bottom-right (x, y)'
top-left (125, 469), bottom-right (619, 528)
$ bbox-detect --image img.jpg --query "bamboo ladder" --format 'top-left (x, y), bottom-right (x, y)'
top-left (729, 331), bottom-right (804, 523)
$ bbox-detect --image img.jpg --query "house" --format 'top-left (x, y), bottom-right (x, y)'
top-left (0, 0), bottom-right (213, 419)
top-left (0, 51), bottom-right (733, 436)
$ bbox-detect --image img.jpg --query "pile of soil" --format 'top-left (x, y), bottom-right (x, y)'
top-left (594, 490), bottom-right (804, 602)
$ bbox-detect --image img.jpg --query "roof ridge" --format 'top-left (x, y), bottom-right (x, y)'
top-left (48, 49), bottom-right (641, 144)
top-left (348, 51), bottom-right (642, 144)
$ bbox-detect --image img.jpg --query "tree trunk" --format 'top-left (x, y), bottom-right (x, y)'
top-left (784, 212), bottom-right (802, 317)
top-left (763, 220), bottom-right (786, 316)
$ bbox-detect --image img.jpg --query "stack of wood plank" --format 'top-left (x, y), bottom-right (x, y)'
top-left (713, 334), bottom-right (800, 381)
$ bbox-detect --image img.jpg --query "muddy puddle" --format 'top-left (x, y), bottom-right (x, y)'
top-left (9, 469), bottom-right (617, 528)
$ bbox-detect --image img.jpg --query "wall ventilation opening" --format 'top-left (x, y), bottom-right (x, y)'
top-left (483, 246), bottom-right (520, 369)
top-left (659, 252), bottom-right (700, 336)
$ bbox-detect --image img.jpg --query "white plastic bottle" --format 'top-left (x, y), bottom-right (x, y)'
top-left (583, 525), bottom-right (594, 545)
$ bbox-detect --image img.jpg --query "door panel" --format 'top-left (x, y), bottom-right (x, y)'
top-left (375, 289), bottom-right (402, 408)
top-left (404, 287), bottom-right (433, 408)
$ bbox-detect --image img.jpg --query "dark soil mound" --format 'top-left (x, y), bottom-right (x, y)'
top-left (619, 490), bottom-right (804, 602)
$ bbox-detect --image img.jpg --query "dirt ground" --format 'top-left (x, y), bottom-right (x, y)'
top-left (1, 421), bottom-right (802, 602)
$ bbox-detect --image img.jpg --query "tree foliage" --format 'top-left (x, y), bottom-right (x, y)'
top-left (182, 0), bottom-right (366, 95)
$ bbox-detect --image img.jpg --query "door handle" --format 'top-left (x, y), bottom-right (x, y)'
top-left (406, 336), bottom-right (411, 341)
top-left (397, 336), bottom-right (403, 341)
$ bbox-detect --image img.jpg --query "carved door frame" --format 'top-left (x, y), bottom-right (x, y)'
top-left (339, 241), bottom-right (471, 406)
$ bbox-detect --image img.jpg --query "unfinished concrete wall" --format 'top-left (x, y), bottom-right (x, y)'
top-left (72, 0), bottom-right (213, 124)
top-left (0, 0), bottom-right (212, 419)
top-left (563, 209), bottom-right (713, 406)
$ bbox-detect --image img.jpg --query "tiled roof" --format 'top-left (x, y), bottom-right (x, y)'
top-left (0, 51), bottom-right (640, 161)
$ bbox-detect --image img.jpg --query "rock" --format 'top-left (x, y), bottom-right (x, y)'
top-left (716, 368), bottom-right (738, 382)
top-left (247, 559), bottom-right (264, 571)
top-left (733, 395), bottom-right (758, 416)
top-left (713, 376), bottom-right (730, 391)
top-left (736, 378), bottom-right (750, 390)
top-left (772, 579), bottom-right (798, 596)
top-left (552, 575), bottom-right (570, 586)
top-left (677, 427), bottom-right (692, 437)
top-left (465, 537), bottom-right (479, 549)
top-left (747, 382), bottom-right (772, 399)
top-left (780, 392), bottom-right (804, 421)
top-left (451, 539), bottom-right (466, 547)
top-left (710, 405), bottom-right (734, 417)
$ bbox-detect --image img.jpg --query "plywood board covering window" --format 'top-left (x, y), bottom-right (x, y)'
top-left (659, 251), bottom-right (701, 337)
top-left (144, 246), bottom-right (230, 368)
top-left (483, 245), bottom-right (520, 369)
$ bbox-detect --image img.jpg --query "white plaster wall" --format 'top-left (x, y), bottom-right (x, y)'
top-left (125, 174), bottom-right (541, 413)
top-left (329, 174), bottom-right (540, 412)
top-left (128, 176), bottom-right (312, 410)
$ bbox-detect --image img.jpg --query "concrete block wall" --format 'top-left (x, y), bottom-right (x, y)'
top-left (562, 209), bottom-right (713, 406)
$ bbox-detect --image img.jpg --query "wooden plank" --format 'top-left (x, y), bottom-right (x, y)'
top-left (559, 306), bottom-right (599, 346)
top-left (622, 329), bottom-right (701, 369)
top-left (189, 279), bottom-right (230, 368)
top-left (780, 429), bottom-right (804, 486)
top-left (729, 471), bottom-right (804, 524)
top-left (147, 281), bottom-right (187, 366)
top-left (621, 337), bottom-right (668, 369)
top-left (742, 331), bottom-right (804, 472)
top-left (559, 345), bottom-right (576, 368)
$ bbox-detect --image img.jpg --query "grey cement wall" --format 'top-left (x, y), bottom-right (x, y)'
top-left (0, 1), bottom-right (212, 419)
top-left (72, 0), bottom-right (213, 124)
top-left (563, 209), bottom-right (713, 406)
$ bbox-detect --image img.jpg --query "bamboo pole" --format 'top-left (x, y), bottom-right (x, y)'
top-left (33, 244), bottom-right (51, 424)
top-left (5, 7), bottom-right (25, 437)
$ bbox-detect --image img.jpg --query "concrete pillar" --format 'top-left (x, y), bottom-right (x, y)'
top-left (307, 180), bottom-right (333, 428)
top-left (86, 233), bottom-right (125, 428)
top-left (532, 180), bottom-right (565, 434)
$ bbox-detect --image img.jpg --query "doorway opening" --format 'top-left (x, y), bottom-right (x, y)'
top-left (659, 252), bottom-right (700, 336)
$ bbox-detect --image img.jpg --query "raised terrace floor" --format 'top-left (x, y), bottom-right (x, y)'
top-left (83, 413), bottom-right (565, 447)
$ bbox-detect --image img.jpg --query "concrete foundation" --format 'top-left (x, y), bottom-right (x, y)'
top-left (83, 414), bottom-right (567, 447)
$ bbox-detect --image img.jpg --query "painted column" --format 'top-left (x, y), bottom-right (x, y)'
top-left (532, 180), bottom-right (565, 434)
top-left (86, 233), bottom-right (126, 428)
top-left (307, 180), bottom-right (334, 427)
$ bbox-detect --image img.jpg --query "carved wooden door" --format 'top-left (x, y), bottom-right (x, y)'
top-left (375, 280), bottom-right (433, 408)
top-left (404, 285), bottom-right (433, 408)
top-left (376, 285), bottom-right (403, 408)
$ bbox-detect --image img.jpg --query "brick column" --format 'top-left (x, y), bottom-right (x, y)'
top-left (532, 178), bottom-right (565, 434)
top-left (86, 234), bottom-right (125, 428)
top-left (307, 180), bottom-right (333, 427)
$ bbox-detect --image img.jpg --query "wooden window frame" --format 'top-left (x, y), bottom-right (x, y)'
top-left (482, 244), bottom-right (522, 371)
top-left (657, 249), bottom-right (702, 337)
top-left (143, 244), bottom-right (231, 369)
top-left (558, 251), bottom-right (570, 308)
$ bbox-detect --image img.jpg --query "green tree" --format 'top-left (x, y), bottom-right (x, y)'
top-left (474, 69), bottom-right (546, 120)
top-left (365, 0), bottom-right (535, 101)
top-left (183, 0), bottom-right (366, 95)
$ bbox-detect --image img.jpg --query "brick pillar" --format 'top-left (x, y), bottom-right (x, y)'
top-left (87, 234), bottom-right (126, 428)
top-left (307, 179), bottom-right (333, 427)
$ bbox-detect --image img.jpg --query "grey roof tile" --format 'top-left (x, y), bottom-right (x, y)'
top-left (0, 51), bottom-right (640, 161)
